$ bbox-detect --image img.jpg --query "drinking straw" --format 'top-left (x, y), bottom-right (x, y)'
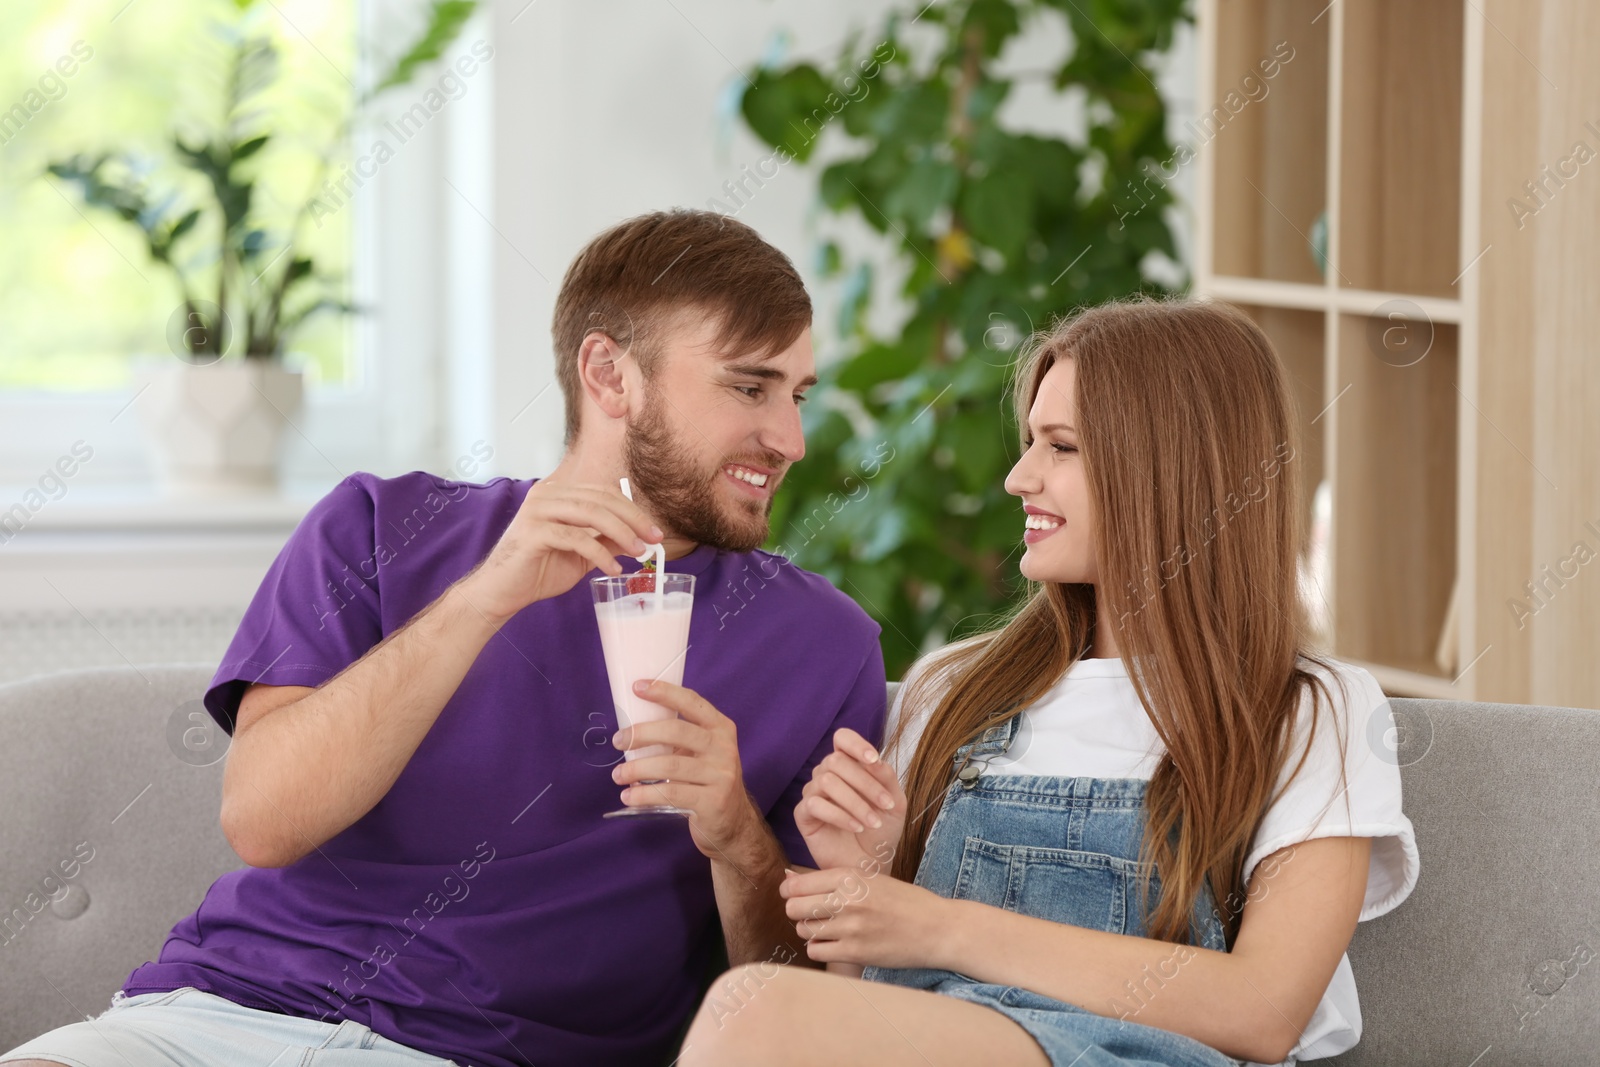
top-left (618, 478), bottom-right (665, 608)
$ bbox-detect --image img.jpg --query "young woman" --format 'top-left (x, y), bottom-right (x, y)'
top-left (680, 298), bottom-right (1418, 1067)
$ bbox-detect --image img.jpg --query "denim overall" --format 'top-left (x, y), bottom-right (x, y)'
top-left (861, 711), bottom-right (1249, 1067)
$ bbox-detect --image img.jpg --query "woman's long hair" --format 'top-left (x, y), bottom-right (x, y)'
top-left (888, 297), bottom-right (1350, 949)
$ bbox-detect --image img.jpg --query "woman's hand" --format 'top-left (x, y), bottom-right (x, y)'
top-left (794, 728), bottom-right (908, 872)
top-left (780, 864), bottom-right (953, 969)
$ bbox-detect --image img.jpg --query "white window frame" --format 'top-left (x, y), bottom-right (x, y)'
top-left (0, 0), bottom-right (497, 493)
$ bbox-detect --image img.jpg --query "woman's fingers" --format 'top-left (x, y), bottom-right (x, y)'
top-left (833, 729), bottom-right (903, 791)
top-left (821, 746), bottom-right (901, 811)
top-left (786, 887), bottom-right (844, 923)
top-left (832, 727), bottom-right (880, 762)
top-left (815, 769), bottom-right (882, 831)
top-left (795, 912), bottom-right (844, 941)
top-left (798, 794), bottom-right (867, 835)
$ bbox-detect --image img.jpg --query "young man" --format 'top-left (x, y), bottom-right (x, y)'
top-left (0, 210), bottom-right (887, 1067)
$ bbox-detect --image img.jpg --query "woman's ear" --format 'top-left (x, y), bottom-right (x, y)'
top-left (577, 331), bottom-right (633, 421)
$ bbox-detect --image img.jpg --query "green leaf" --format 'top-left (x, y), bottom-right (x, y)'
top-left (739, 64), bottom-right (834, 162)
top-left (370, 1), bottom-right (477, 97)
top-left (886, 400), bottom-right (938, 465)
top-left (1015, 135), bottom-right (1080, 211)
top-left (173, 137), bottom-right (249, 232)
top-left (240, 228), bottom-right (270, 260)
top-left (977, 493), bottom-right (1022, 546)
top-left (870, 79), bottom-right (948, 143)
top-left (231, 37), bottom-right (279, 105)
top-left (836, 262), bottom-right (873, 338)
top-left (965, 78), bottom-right (1010, 124)
top-left (232, 135), bottom-right (269, 161)
top-left (815, 240), bottom-right (842, 277)
top-left (836, 341), bottom-right (923, 391)
top-left (883, 157), bottom-right (958, 229)
top-left (962, 0), bottom-right (1023, 57)
top-left (169, 208), bottom-right (202, 243)
top-left (819, 159), bottom-right (866, 211)
top-left (858, 505), bottom-right (907, 562)
top-left (945, 407), bottom-right (1005, 494)
top-left (283, 257), bottom-right (314, 287)
top-left (960, 167), bottom-right (1032, 262)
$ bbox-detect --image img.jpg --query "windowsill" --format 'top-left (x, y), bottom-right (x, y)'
top-left (0, 481), bottom-right (333, 614)
top-left (0, 479), bottom-right (337, 535)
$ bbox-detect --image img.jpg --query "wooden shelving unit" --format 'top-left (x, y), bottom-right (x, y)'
top-left (1196, 0), bottom-right (1600, 707)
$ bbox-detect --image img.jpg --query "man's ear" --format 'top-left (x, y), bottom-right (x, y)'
top-left (577, 332), bottom-right (633, 421)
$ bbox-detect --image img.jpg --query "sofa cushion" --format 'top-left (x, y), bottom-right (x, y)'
top-left (4, 670), bottom-right (1598, 1066)
top-left (1328, 697), bottom-right (1600, 1065)
top-left (0, 664), bottom-right (243, 1051)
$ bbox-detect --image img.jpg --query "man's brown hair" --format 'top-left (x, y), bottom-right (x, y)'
top-left (551, 209), bottom-right (812, 446)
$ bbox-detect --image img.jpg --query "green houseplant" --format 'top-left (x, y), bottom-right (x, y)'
top-left (45, 0), bottom-right (476, 493)
top-left (737, 0), bottom-right (1189, 677)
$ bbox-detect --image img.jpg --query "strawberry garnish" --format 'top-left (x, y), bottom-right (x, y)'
top-left (626, 572), bottom-right (655, 595)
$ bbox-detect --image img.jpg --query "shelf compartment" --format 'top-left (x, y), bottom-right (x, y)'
top-left (1330, 312), bottom-right (1459, 679)
top-left (1211, 0), bottom-right (1332, 285)
top-left (1229, 303), bottom-right (1327, 554)
top-left (1336, 0), bottom-right (1465, 297)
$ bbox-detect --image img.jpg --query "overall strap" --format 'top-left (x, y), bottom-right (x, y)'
top-left (950, 704), bottom-right (1023, 789)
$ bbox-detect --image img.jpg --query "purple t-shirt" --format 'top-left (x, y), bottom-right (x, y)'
top-left (122, 471), bottom-right (885, 1067)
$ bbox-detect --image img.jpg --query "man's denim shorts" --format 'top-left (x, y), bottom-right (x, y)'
top-left (0, 986), bottom-right (459, 1067)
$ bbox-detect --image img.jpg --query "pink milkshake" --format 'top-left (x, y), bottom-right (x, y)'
top-left (593, 582), bottom-right (693, 759)
top-left (591, 570), bottom-right (696, 818)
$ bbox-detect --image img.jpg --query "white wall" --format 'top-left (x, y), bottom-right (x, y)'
top-left (474, 0), bottom-right (1197, 479)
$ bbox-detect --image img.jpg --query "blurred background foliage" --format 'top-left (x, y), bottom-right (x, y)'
top-left (740, 0), bottom-right (1189, 678)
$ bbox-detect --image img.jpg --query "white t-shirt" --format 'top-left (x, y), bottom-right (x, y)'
top-left (883, 652), bottom-right (1419, 1065)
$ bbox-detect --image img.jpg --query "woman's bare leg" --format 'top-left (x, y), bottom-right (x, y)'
top-left (679, 964), bottom-right (1052, 1067)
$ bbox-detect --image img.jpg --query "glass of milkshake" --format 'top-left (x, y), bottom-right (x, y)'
top-left (591, 569), bottom-right (695, 818)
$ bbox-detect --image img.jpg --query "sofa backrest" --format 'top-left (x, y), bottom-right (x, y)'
top-left (2, 669), bottom-right (1597, 1064)
top-left (0, 664), bottom-right (243, 1050)
top-left (1327, 696), bottom-right (1600, 1066)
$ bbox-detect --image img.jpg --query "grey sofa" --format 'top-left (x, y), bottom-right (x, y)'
top-left (1, 665), bottom-right (1596, 1064)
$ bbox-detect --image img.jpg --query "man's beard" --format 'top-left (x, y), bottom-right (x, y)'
top-left (623, 393), bottom-right (782, 553)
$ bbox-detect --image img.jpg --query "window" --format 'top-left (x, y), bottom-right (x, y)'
top-left (0, 0), bottom-right (358, 392)
top-left (0, 0), bottom-right (468, 487)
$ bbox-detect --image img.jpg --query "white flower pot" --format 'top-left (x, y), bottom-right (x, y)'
top-left (131, 358), bottom-right (305, 495)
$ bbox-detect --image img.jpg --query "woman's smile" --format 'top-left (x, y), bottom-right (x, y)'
top-left (1022, 503), bottom-right (1065, 543)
